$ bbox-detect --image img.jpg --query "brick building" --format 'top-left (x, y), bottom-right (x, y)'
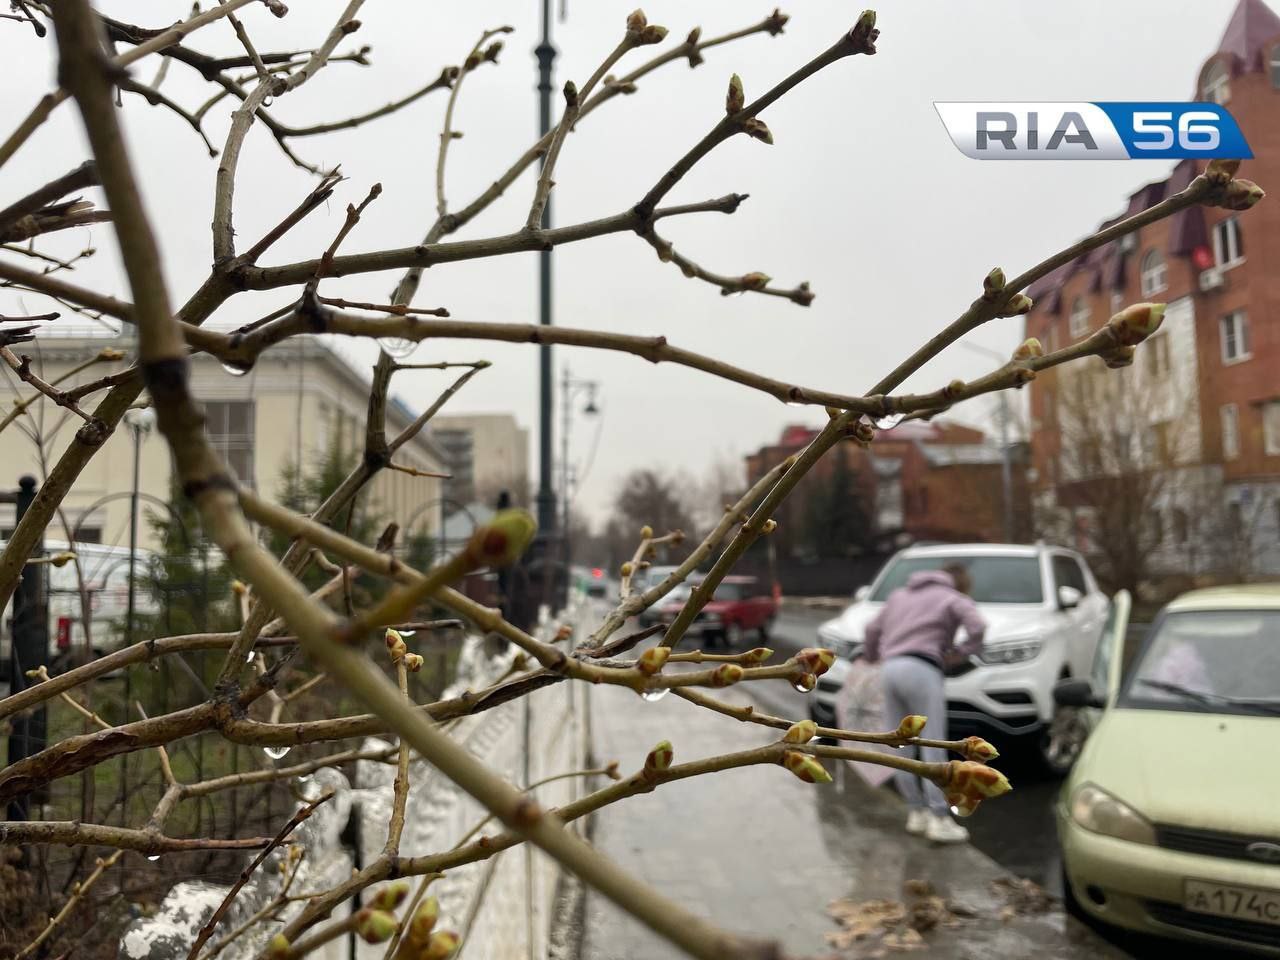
top-left (743, 420), bottom-right (1030, 592)
top-left (1024, 0), bottom-right (1280, 582)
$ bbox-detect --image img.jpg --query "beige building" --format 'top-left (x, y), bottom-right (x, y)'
top-left (432, 413), bottom-right (530, 511)
top-left (0, 332), bottom-right (447, 553)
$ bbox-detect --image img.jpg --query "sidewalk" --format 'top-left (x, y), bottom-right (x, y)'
top-left (578, 680), bottom-right (1126, 960)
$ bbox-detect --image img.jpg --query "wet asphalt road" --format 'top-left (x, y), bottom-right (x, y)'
top-left (761, 608), bottom-right (1223, 960)
top-left (762, 609), bottom-right (1066, 891)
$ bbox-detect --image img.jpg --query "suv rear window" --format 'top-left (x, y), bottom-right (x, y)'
top-left (869, 555), bottom-right (1044, 604)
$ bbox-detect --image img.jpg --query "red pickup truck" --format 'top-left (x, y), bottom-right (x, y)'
top-left (654, 575), bottom-right (778, 648)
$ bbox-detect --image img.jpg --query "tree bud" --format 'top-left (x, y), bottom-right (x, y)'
top-left (1217, 178), bottom-right (1264, 210)
top-left (421, 931), bottom-right (461, 960)
top-left (231, 580), bottom-right (248, 596)
top-left (765, 8), bottom-right (789, 35)
top-left (385, 628), bottom-right (407, 664)
top-left (1012, 337), bottom-right (1043, 361)
top-left (97, 347), bottom-right (125, 361)
top-left (741, 118), bottom-right (773, 144)
top-left (636, 646), bottom-right (670, 676)
top-left (940, 759), bottom-right (1012, 817)
top-left (782, 750), bottom-right (833, 783)
top-left (896, 715), bottom-right (927, 738)
top-left (960, 736), bottom-right (999, 763)
top-left (562, 80), bottom-right (578, 108)
top-left (744, 646), bottom-right (774, 664)
top-left (1204, 157), bottom-right (1241, 184)
top-left (645, 740), bottom-right (674, 774)
top-left (267, 934), bottom-right (290, 959)
top-left (639, 24), bottom-right (668, 44)
top-left (795, 647), bottom-right (836, 677)
top-left (762, 519), bottom-right (778, 534)
top-left (626, 9), bottom-right (647, 32)
top-left (1107, 301), bottom-right (1165, 345)
top-left (710, 663), bottom-right (745, 687)
top-left (983, 267), bottom-right (1006, 300)
top-left (355, 908), bottom-right (398, 944)
top-left (465, 509), bottom-right (536, 567)
top-left (639, 524), bottom-right (654, 539)
top-left (783, 719), bottom-right (818, 744)
top-left (998, 293), bottom-right (1033, 317)
top-left (403, 652), bottom-right (424, 673)
top-left (740, 271), bottom-right (771, 290)
top-left (620, 561), bottom-right (634, 577)
top-left (371, 880), bottom-right (410, 911)
top-left (726, 73), bottom-right (745, 114)
top-left (407, 896), bottom-right (439, 944)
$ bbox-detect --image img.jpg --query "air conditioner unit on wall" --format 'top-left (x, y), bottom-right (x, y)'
top-left (1199, 267), bottom-right (1224, 292)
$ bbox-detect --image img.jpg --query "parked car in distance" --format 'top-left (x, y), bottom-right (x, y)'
top-left (811, 542), bottom-right (1109, 774)
top-left (635, 564), bottom-right (682, 627)
top-left (653, 575), bottom-right (777, 648)
top-left (1055, 584), bottom-right (1280, 956)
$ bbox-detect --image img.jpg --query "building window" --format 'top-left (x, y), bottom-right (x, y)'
top-left (1220, 310), bottom-right (1250, 364)
top-left (1110, 291), bottom-right (1124, 315)
top-left (1149, 510), bottom-right (1163, 545)
top-left (1172, 508), bottom-right (1189, 545)
top-left (1145, 333), bottom-right (1170, 378)
top-left (1264, 401), bottom-right (1280, 456)
top-left (1069, 297), bottom-right (1091, 339)
top-left (1203, 60), bottom-right (1230, 104)
top-left (1272, 45), bottom-right (1280, 87)
top-left (1221, 403), bottom-right (1240, 460)
top-left (205, 400), bottom-right (255, 483)
top-left (1228, 501), bottom-right (1243, 537)
top-left (1139, 250), bottom-right (1167, 296)
top-left (1213, 216), bottom-right (1244, 267)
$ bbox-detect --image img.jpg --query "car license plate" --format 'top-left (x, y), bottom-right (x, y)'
top-left (1184, 879), bottom-right (1280, 927)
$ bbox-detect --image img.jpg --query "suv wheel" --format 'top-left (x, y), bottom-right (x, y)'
top-left (1038, 703), bottom-right (1088, 776)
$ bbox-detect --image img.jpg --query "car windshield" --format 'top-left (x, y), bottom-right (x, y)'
top-left (714, 582), bottom-right (748, 601)
top-left (868, 555), bottom-right (1043, 604)
top-left (1122, 609), bottom-right (1280, 716)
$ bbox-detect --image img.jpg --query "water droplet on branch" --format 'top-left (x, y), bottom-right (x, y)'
top-left (146, 854), bottom-right (160, 862)
top-left (264, 745), bottom-right (291, 760)
top-left (378, 338), bottom-right (416, 359)
top-left (220, 360), bottom-right (253, 377)
top-left (640, 687), bottom-right (669, 703)
top-left (874, 412), bottom-right (904, 430)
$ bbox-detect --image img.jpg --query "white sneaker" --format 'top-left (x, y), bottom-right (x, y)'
top-left (925, 814), bottom-right (970, 844)
top-left (905, 809), bottom-right (929, 835)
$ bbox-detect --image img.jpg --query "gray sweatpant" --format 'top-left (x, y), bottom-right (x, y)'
top-left (881, 655), bottom-right (950, 815)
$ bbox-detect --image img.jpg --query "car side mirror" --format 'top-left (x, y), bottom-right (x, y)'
top-left (854, 585), bottom-right (871, 602)
top-left (1053, 676), bottom-right (1104, 709)
top-left (1058, 585), bottom-right (1082, 610)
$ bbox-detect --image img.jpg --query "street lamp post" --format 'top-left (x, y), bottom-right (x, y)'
top-left (560, 365), bottom-right (599, 579)
top-left (958, 341), bottom-right (1015, 542)
top-left (533, 0), bottom-right (557, 538)
top-left (121, 407), bottom-right (154, 825)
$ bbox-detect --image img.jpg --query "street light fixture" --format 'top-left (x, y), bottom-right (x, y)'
top-left (560, 366), bottom-right (600, 580)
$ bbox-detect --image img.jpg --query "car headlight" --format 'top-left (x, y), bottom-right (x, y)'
top-left (1070, 783), bottom-right (1155, 845)
top-left (978, 638), bottom-right (1042, 664)
top-left (818, 627), bottom-right (859, 660)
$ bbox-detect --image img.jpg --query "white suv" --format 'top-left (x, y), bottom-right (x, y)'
top-left (810, 542), bottom-right (1109, 774)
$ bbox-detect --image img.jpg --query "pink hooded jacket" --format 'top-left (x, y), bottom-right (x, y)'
top-left (862, 570), bottom-right (987, 667)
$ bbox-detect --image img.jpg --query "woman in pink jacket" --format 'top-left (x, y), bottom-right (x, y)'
top-left (863, 563), bottom-right (987, 843)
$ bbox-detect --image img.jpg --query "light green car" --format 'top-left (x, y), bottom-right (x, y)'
top-left (1055, 585), bottom-right (1280, 956)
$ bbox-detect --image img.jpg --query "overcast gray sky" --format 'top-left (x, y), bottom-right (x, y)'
top-left (0, 0), bottom-right (1245, 526)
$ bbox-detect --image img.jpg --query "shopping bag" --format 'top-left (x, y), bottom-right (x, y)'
top-left (835, 657), bottom-right (895, 788)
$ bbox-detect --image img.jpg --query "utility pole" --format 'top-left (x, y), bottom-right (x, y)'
top-left (5, 475), bottom-right (46, 821)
